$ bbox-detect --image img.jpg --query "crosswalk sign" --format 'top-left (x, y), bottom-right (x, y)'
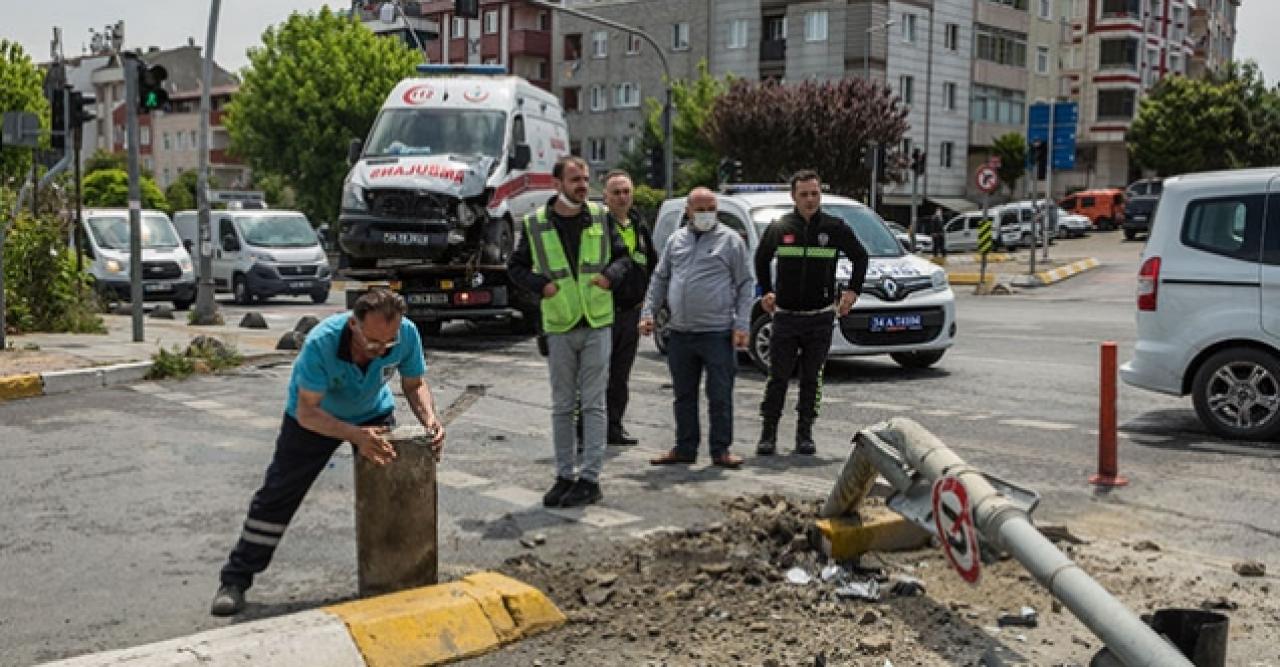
top-left (977, 218), bottom-right (995, 254)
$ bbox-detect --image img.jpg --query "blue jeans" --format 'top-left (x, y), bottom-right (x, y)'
top-left (667, 330), bottom-right (737, 459)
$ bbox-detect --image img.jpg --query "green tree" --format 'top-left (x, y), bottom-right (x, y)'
top-left (0, 40), bottom-right (49, 190)
top-left (83, 149), bottom-right (128, 175)
top-left (3, 214), bottom-right (103, 334)
top-left (1127, 69), bottom-right (1256, 176)
top-left (163, 169), bottom-right (220, 214)
top-left (991, 133), bottom-right (1027, 197)
top-left (708, 78), bottom-right (909, 197)
top-left (254, 172), bottom-right (296, 209)
top-left (640, 61), bottom-right (730, 192)
top-left (225, 8), bottom-right (420, 225)
top-left (82, 168), bottom-right (168, 210)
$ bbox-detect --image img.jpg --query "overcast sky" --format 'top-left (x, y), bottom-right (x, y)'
top-left (2, 1), bottom-right (1278, 82)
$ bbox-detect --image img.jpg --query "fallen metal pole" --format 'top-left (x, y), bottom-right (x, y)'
top-left (833, 418), bottom-right (1193, 667)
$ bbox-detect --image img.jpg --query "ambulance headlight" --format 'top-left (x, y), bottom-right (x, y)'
top-left (343, 181), bottom-right (367, 212)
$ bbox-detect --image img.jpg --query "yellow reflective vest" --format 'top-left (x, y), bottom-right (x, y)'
top-left (523, 204), bottom-right (615, 333)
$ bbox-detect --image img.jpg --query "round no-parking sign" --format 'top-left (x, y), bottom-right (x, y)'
top-left (975, 165), bottom-right (999, 194)
top-left (932, 476), bottom-right (982, 584)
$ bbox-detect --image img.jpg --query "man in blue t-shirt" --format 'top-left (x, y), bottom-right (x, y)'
top-left (210, 288), bottom-right (445, 616)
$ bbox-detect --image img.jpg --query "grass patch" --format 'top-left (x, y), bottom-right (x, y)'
top-left (147, 338), bottom-right (243, 380)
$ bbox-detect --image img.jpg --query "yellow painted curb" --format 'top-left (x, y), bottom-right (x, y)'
top-left (1036, 257), bottom-right (1100, 285)
top-left (0, 373), bottom-right (44, 401)
top-left (970, 253), bottom-right (1012, 263)
top-left (946, 272), bottom-right (997, 286)
top-left (813, 510), bottom-right (931, 560)
top-left (325, 572), bottom-right (565, 667)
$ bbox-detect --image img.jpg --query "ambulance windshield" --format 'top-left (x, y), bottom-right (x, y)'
top-left (365, 109), bottom-right (507, 159)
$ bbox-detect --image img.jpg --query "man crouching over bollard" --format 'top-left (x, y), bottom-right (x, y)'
top-left (210, 288), bottom-right (445, 616)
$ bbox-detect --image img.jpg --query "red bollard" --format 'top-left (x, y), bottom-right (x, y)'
top-left (1090, 341), bottom-right (1129, 487)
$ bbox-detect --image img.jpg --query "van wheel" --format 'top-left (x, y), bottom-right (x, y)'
top-left (415, 320), bottom-right (443, 337)
top-left (1123, 228), bottom-right (1137, 241)
top-left (1192, 348), bottom-right (1280, 441)
top-left (748, 315), bottom-right (773, 374)
top-left (890, 350), bottom-right (946, 369)
top-left (310, 289), bottom-right (329, 305)
top-left (172, 299), bottom-right (193, 311)
top-left (233, 276), bottom-right (253, 305)
top-left (1098, 217), bottom-right (1113, 231)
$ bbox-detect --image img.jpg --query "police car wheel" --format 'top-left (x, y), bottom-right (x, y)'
top-left (748, 315), bottom-right (773, 374)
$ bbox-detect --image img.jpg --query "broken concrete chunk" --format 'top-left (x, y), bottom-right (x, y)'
top-left (1233, 560), bottom-right (1266, 577)
top-left (997, 606), bottom-right (1039, 628)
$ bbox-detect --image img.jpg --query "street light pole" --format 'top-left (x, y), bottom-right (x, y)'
top-left (529, 0), bottom-right (674, 198)
top-left (193, 0), bottom-right (222, 325)
top-left (864, 19), bottom-right (895, 211)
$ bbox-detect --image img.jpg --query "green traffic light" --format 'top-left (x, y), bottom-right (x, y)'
top-left (144, 92), bottom-right (158, 109)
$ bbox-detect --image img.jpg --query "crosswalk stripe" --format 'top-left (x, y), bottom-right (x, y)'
top-left (998, 418), bottom-right (1076, 431)
top-left (437, 470), bottom-right (492, 489)
top-left (128, 384), bottom-right (165, 394)
top-left (183, 400), bottom-right (226, 410)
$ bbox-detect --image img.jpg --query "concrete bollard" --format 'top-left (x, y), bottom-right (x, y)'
top-left (354, 424), bottom-right (437, 597)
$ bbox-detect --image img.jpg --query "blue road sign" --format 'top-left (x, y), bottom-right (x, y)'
top-left (1028, 101), bottom-right (1078, 171)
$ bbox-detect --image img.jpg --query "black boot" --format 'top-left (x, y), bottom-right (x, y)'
top-left (795, 420), bottom-right (816, 455)
top-left (543, 476), bottom-right (576, 507)
top-left (756, 420), bottom-right (778, 456)
top-left (559, 478), bottom-right (602, 507)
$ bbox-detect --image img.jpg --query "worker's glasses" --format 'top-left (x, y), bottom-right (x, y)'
top-left (353, 319), bottom-right (399, 352)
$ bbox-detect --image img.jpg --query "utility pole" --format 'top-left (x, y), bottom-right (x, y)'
top-left (124, 52), bottom-right (144, 342)
top-left (864, 19), bottom-right (895, 210)
top-left (1044, 101), bottom-right (1056, 262)
top-left (528, 0), bottom-right (673, 198)
top-left (193, 0), bottom-right (223, 325)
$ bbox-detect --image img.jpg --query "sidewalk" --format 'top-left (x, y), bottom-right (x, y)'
top-left (0, 310), bottom-right (302, 400)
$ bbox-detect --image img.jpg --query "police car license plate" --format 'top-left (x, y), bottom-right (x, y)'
top-left (144, 282), bottom-right (171, 292)
top-left (869, 314), bottom-right (923, 333)
top-left (383, 231), bottom-right (431, 245)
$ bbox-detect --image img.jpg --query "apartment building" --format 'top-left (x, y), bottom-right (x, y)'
top-left (1187, 0), bottom-right (1238, 79)
top-left (354, 1), bottom-right (555, 90)
top-left (965, 0), bottom-right (1032, 199)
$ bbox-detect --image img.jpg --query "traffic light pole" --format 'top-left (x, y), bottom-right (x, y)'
top-left (124, 53), bottom-right (144, 342)
top-left (193, 0), bottom-right (223, 325)
top-left (528, 0), bottom-right (673, 198)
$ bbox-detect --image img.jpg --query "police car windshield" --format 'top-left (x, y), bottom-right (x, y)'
top-left (237, 215), bottom-right (318, 248)
top-left (750, 204), bottom-right (903, 257)
top-left (365, 109), bottom-right (507, 158)
top-left (88, 215), bottom-right (180, 250)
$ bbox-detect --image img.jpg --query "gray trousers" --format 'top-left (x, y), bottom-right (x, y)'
top-left (546, 325), bottom-right (611, 482)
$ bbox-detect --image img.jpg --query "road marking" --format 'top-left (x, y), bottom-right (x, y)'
top-left (629, 525), bottom-right (685, 540)
top-left (480, 485), bottom-right (544, 507)
top-left (630, 372), bottom-right (670, 385)
top-left (854, 401), bottom-right (912, 411)
top-left (546, 505), bottom-right (642, 528)
top-left (128, 384), bottom-right (165, 394)
top-left (961, 414), bottom-right (994, 421)
top-left (210, 408), bottom-right (259, 420)
top-left (248, 417), bottom-right (280, 430)
top-left (161, 392), bottom-right (197, 402)
top-left (183, 399), bottom-right (226, 410)
top-left (921, 409), bottom-right (958, 417)
top-left (998, 418), bottom-right (1076, 431)
top-left (437, 470), bottom-right (493, 489)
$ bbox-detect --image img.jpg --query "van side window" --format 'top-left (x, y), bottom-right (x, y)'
top-left (1262, 194), bottom-right (1280, 265)
top-left (1061, 197), bottom-right (1076, 209)
top-left (1082, 196), bottom-right (1096, 207)
top-left (512, 115), bottom-right (526, 146)
top-left (219, 219), bottom-right (236, 246)
top-left (1181, 194), bottom-right (1264, 262)
top-left (1000, 212), bottom-right (1018, 228)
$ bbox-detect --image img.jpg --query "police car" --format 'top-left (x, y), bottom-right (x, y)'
top-left (651, 185), bottom-right (957, 372)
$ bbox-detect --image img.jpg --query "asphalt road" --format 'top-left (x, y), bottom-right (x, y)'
top-left (3, 231), bottom-right (1277, 665)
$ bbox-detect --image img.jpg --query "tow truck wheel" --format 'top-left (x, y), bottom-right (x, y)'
top-left (415, 320), bottom-right (442, 337)
top-left (483, 217), bottom-right (514, 264)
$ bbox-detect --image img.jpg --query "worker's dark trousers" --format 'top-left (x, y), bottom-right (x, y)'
top-left (607, 306), bottom-right (642, 438)
top-left (219, 412), bottom-right (394, 589)
top-left (759, 311), bottom-right (835, 425)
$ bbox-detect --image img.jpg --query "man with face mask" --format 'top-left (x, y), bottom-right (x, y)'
top-left (640, 188), bottom-right (754, 469)
top-left (508, 156), bottom-right (632, 508)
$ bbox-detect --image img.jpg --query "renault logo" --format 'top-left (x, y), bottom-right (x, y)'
top-left (883, 277), bottom-right (899, 299)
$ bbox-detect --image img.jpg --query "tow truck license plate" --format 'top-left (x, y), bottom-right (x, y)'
top-left (383, 232), bottom-right (431, 245)
top-left (406, 293), bottom-right (449, 306)
top-left (869, 314), bottom-right (923, 333)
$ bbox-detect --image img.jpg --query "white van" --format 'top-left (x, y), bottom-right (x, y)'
top-left (79, 208), bottom-right (196, 310)
top-left (173, 209), bottom-right (331, 304)
top-left (338, 64), bottom-right (569, 268)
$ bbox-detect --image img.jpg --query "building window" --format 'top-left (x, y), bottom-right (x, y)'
top-left (1146, 47), bottom-right (1159, 85)
top-left (592, 30), bottom-right (608, 58)
top-left (538, 11), bottom-right (550, 31)
top-left (1099, 0), bottom-right (1138, 18)
top-left (899, 75), bottom-right (914, 105)
top-left (1096, 89), bottom-right (1137, 120)
top-left (564, 34), bottom-right (582, 61)
top-left (483, 57), bottom-right (500, 65)
top-left (162, 132), bottom-right (171, 150)
top-left (672, 22), bottom-right (690, 50)
top-left (140, 126), bottom-right (151, 146)
top-left (945, 23), bottom-right (960, 51)
top-left (902, 13), bottom-right (918, 44)
top-left (1171, 5), bottom-right (1184, 42)
top-left (805, 11), bottom-right (828, 42)
top-left (901, 137), bottom-right (913, 158)
top-left (1169, 54), bottom-right (1182, 75)
top-left (162, 168), bottom-right (170, 186)
top-left (988, 0), bottom-right (1029, 8)
top-left (940, 141), bottom-right (954, 168)
top-left (627, 33), bottom-right (641, 54)
top-left (1036, 46), bottom-right (1050, 74)
top-left (729, 19), bottom-right (748, 49)
top-left (589, 138), bottom-right (607, 163)
top-left (970, 83), bottom-right (1026, 125)
top-left (590, 85), bottom-right (607, 111)
top-left (615, 82), bottom-right (641, 108)
top-left (563, 87), bottom-right (581, 112)
top-left (536, 59), bottom-right (549, 81)
top-left (943, 82), bottom-right (957, 110)
top-left (975, 25), bottom-right (1028, 67)
top-left (764, 16), bottom-right (786, 42)
top-left (190, 130), bottom-right (197, 148)
top-left (1038, 0), bottom-right (1052, 19)
top-left (622, 136), bottom-right (637, 155)
top-left (483, 10), bottom-right (499, 35)
top-left (1099, 38), bottom-right (1138, 68)
top-left (452, 16), bottom-right (467, 38)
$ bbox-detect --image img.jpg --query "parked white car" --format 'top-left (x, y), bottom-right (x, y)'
top-left (1120, 167), bottom-right (1280, 440)
top-left (944, 211), bottom-right (1019, 251)
top-left (886, 222), bottom-right (933, 253)
top-left (652, 186), bottom-right (957, 372)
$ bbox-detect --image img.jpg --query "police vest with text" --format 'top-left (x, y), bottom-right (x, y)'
top-left (524, 205), bottom-right (615, 333)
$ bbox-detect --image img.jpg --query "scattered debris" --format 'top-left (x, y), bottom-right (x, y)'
top-left (785, 567), bottom-right (812, 585)
top-left (1133, 540), bottom-right (1161, 552)
top-left (1036, 523), bottom-right (1089, 545)
top-left (890, 575), bottom-right (926, 597)
top-left (858, 634), bottom-right (893, 655)
top-left (834, 580), bottom-right (881, 602)
top-left (580, 586), bottom-right (614, 607)
top-left (998, 606), bottom-right (1039, 628)
top-left (1200, 597), bottom-right (1239, 611)
top-left (1233, 561), bottom-right (1266, 577)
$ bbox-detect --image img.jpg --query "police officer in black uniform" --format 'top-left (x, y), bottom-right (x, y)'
top-left (754, 170), bottom-right (869, 456)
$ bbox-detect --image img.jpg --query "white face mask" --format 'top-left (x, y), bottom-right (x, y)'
top-left (557, 192), bottom-right (583, 210)
top-left (690, 211), bottom-right (717, 232)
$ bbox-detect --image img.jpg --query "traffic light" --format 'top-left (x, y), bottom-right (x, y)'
top-left (717, 157), bottom-right (745, 186)
top-left (455, 0), bottom-right (480, 20)
top-left (50, 87), bottom-right (66, 150)
top-left (875, 145), bottom-right (888, 183)
top-left (910, 148), bottom-right (926, 176)
top-left (136, 61), bottom-right (169, 114)
top-left (1032, 139), bottom-right (1048, 180)
top-left (644, 144), bottom-right (665, 189)
top-left (70, 91), bottom-right (96, 127)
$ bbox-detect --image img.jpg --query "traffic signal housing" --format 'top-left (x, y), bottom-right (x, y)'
top-left (1032, 139), bottom-right (1048, 180)
top-left (910, 148), bottom-right (926, 176)
top-left (70, 91), bottom-right (96, 127)
top-left (717, 157), bottom-right (744, 187)
top-left (50, 87), bottom-right (66, 150)
top-left (645, 144), bottom-right (665, 189)
top-left (136, 61), bottom-right (169, 114)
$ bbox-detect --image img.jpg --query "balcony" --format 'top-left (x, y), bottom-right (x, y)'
top-left (760, 39), bottom-right (786, 62)
top-left (511, 29), bottom-right (551, 58)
